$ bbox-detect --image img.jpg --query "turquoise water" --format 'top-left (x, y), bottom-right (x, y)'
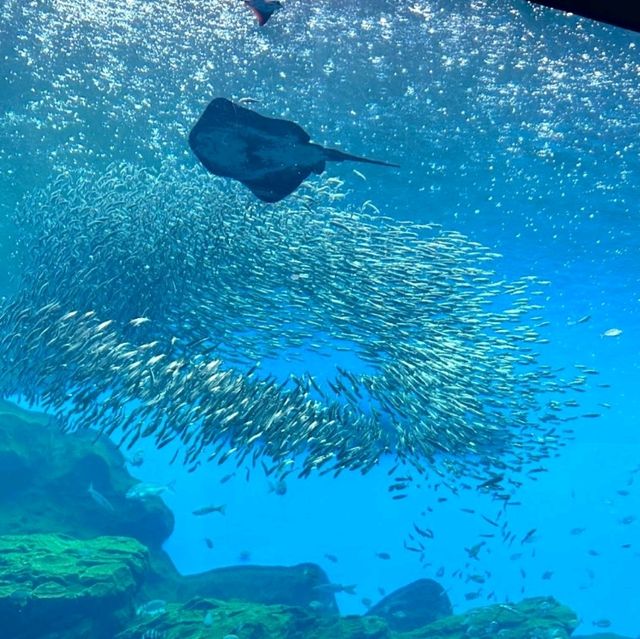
top-left (1, 0), bottom-right (639, 635)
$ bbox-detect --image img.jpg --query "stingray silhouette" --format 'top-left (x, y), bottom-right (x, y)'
top-left (243, 0), bottom-right (283, 26)
top-left (188, 98), bottom-right (399, 203)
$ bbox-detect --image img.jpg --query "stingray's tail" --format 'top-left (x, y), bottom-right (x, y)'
top-left (323, 147), bottom-right (399, 168)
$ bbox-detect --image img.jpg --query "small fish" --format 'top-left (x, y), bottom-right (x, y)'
top-left (592, 618), bottom-right (611, 628)
top-left (477, 474), bottom-right (504, 490)
top-left (619, 515), bottom-right (636, 525)
top-left (237, 97), bottom-right (261, 106)
top-left (125, 480), bottom-right (174, 501)
top-left (521, 528), bottom-right (537, 544)
top-left (88, 483), bottom-right (115, 512)
top-left (136, 599), bottom-right (167, 617)
top-left (268, 478), bottom-right (287, 495)
top-left (413, 523), bottom-right (434, 538)
top-left (542, 570), bottom-right (553, 580)
top-left (127, 449), bottom-right (144, 467)
top-left (313, 582), bottom-right (357, 595)
top-left (220, 472), bottom-right (236, 484)
top-left (324, 553), bottom-right (338, 563)
top-left (129, 317), bottom-right (151, 327)
top-left (570, 527), bottom-right (586, 535)
top-left (481, 515), bottom-right (499, 527)
top-left (602, 328), bottom-right (622, 337)
top-left (192, 504), bottom-right (226, 516)
top-left (465, 542), bottom-right (485, 559)
top-left (243, 0), bottom-right (283, 26)
top-left (361, 597), bottom-right (373, 608)
top-left (204, 537), bottom-right (214, 549)
top-left (375, 552), bottom-right (391, 560)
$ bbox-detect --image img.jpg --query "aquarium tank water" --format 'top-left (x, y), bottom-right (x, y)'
top-left (0, 1), bottom-right (638, 638)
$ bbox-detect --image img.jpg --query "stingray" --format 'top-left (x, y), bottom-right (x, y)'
top-left (243, 0), bottom-right (283, 26)
top-left (188, 97), bottom-right (399, 203)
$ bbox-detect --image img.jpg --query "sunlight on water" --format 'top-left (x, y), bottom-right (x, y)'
top-left (0, 0), bottom-right (639, 636)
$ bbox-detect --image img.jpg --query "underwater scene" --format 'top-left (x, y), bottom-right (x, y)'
top-left (0, 1), bottom-right (638, 638)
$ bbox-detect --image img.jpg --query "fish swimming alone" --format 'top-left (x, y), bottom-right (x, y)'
top-left (243, 0), bottom-right (283, 26)
top-left (125, 481), bottom-right (174, 500)
top-left (192, 504), bottom-right (226, 516)
top-left (188, 97), bottom-right (399, 203)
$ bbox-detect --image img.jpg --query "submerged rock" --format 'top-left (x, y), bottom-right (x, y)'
top-left (0, 402), bottom-right (587, 639)
top-left (117, 597), bottom-right (391, 639)
top-left (365, 578), bottom-right (452, 631)
top-left (0, 400), bottom-right (173, 550)
top-left (0, 401), bottom-right (340, 612)
top-left (403, 596), bottom-right (579, 639)
top-left (0, 533), bottom-right (149, 639)
top-left (170, 562), bottom-right (339, 613)
top-left (117, 594), bottom-right (579, 639)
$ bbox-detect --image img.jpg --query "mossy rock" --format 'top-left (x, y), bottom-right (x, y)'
top-left (0, 533), bottom-right (149, 638)
top-left (402, 596), bottom-right (579, 639)
top-left (118, 598), bottom-right (304, 639)
top-left (118, 597), bottom-right (391, 639)
top-left (117, 596), bottom-right (580, 639)
top-left (0, 400), bottom-right (174, 550)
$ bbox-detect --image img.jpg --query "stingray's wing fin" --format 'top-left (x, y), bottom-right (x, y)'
top-left (242, 165), bottom-right (321, 203)
top-left (250, 6), bottom-right (268, 25)
top-left (192, 97), bottom-right (310, 143)
top-left (244, 0), bottom-right (282, 26)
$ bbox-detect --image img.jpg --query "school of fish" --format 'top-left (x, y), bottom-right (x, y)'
top-left (0, 162), bottom-right (592, 483)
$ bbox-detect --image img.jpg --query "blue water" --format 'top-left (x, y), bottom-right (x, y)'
top-left (1, 0), bottom-right (639, 635)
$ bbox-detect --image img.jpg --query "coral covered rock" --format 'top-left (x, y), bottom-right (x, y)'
top-left (0, 401), bottom-right (339, 611)
top-left (0, 533), bottom-right (149, 638)
top-left (403, 596), bottom-right (579, 639)
top-left (117, 594), bottom-right (580, 639)
top-left (117, 597), bottom-right (390, 639)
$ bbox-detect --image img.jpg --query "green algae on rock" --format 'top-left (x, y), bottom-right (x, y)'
top-left (403, 596), bottom-right (579, 639)
top-left (0, 533), bottom-right (149, 639)
top-left (116, 595), bottom-right (579, 639)
top-left (117, 597), bottom-right (390, 639)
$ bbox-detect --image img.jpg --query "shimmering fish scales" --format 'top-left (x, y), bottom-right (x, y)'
top-left (0, 162), bottom-right (600, 488)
